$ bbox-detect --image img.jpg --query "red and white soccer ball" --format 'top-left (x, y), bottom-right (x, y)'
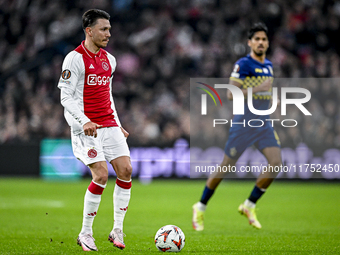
top-left (154, 225), bottom-right (185, 252)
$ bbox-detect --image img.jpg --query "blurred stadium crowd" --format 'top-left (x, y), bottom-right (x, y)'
top-left (0, 0), bottom-right (340, 153)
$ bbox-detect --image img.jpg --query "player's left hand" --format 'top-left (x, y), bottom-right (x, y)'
top-left (120, 127), bottom-right (129, 138)
top-left (257, 78), bottom-right (272, 92)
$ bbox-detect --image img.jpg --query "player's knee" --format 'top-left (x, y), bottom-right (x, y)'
top-left (100, 174), bottom-right (109, 184)
top-left (93, 173), bottom-right (108, 185)
top-left (124, 164), bottom-right (133, 178)
top-left (89, 163), bottom-right (108, 184)
top-left (221, 154), bottom-right (237, 167)
top-left (93, 166), bottom-right (108, 184)
top-left (119, 164), bottom-right (132, 180)
top-left (268, 158), bottom-right (281, 167)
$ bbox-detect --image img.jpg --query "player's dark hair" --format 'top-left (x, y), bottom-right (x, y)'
top-left (82, 9), bottom-right (110, 30)
top-left (248, 22), bottom-right (268, 39)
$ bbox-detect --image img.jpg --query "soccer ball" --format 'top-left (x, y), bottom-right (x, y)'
top-left (154, 225), bottom-right (185, 252)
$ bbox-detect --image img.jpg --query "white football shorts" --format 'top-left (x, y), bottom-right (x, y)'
top-left (71, 126), bottom-right (130, 166)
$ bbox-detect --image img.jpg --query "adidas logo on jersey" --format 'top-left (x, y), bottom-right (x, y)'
top-left (89, 64), bottom-right (94, 69)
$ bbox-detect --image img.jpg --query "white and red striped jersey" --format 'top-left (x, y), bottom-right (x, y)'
top-left (58, 41), bottom-right (121, 135)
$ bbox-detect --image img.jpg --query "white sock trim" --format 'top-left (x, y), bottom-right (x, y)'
top-left (92, 180), bottom-right (107, 189)
top-left (196, 201), bottom-right (207, 211)
top-left (117, 177), bottom-right (132, 183)
top-left (244, 199), bottom-right (256, 208)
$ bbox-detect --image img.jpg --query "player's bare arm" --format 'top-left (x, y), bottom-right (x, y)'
top-left (254, 78), bottom-right (272, 92)
top-left (227, 80), bottom-right (242, 100)
top-left (227, 79), bottom-right (271, 100)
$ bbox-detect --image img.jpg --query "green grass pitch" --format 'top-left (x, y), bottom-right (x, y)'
top-left (0, 178), bottom-right (339, 254)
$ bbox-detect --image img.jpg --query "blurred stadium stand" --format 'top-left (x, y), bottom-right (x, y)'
top-left (1, 0), bottom-right (340, 176)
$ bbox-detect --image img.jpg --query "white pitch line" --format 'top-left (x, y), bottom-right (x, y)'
top-left (0, 199), bottom-right (65, 209)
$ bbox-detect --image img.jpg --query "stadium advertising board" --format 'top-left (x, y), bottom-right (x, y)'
top-left (41, 139), bottom-right (340, 180)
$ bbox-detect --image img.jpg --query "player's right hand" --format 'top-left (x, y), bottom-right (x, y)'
top-left (83, 122), bottom-right (103, 138)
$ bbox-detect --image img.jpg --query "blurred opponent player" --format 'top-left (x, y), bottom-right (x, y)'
top-left (192, 22), bottom-right (281, 230)
top-left (58, 9), bottom-right (132, 251)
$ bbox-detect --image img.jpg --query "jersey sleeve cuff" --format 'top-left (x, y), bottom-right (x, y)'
top-left (230, 77), bottom-right (244, 84)
top-left (79, 116), bottom-right (91, 126)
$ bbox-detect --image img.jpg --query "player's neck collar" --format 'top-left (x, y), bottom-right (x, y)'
top-left (248, 54), bottom-right (266, 64)
top-left (81, 41), bottom-right (103, 59)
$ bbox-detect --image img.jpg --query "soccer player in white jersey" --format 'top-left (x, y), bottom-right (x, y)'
top-left (58, 9), bottom-right (132, 251)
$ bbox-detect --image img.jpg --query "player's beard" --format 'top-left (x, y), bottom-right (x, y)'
top-left (97, 41), bottom-right (107, 49)
top-left (101, 39), bottom-right (109, 48)
top-left (94, 38), bottom-right (108, 49)
top-left (254, 50), bottom-right (264, 57)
